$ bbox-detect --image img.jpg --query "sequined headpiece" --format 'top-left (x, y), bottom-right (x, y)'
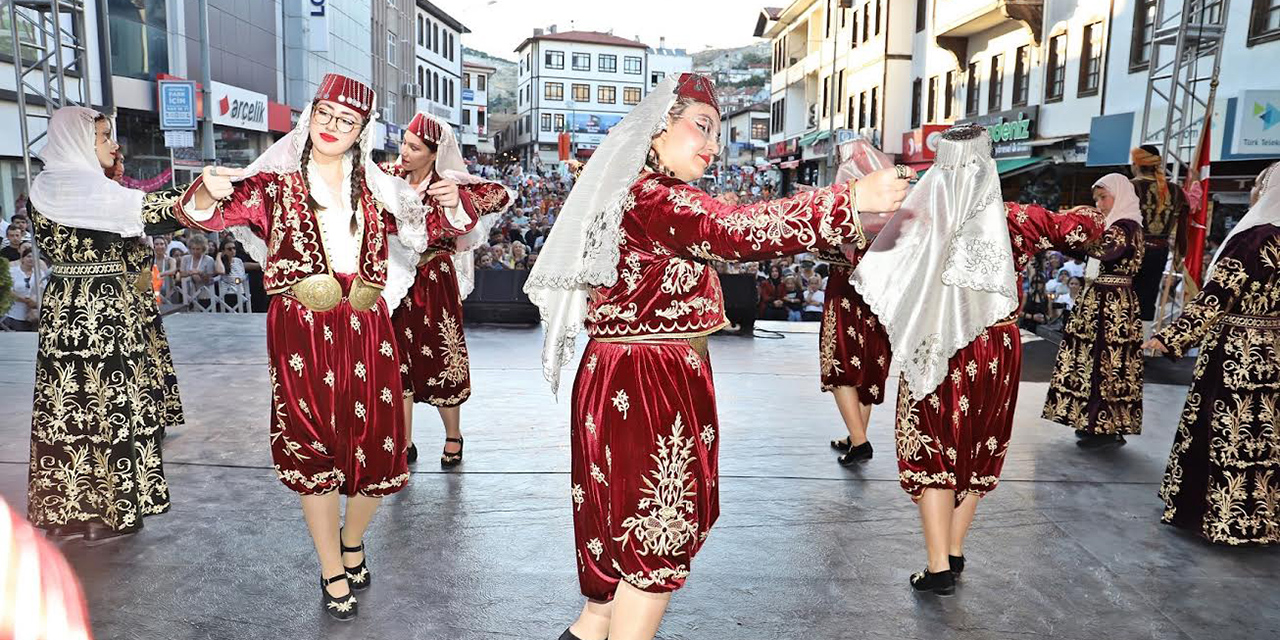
top-left (675, 73), bottom-right (719, 115)
top-left (314, 73), bottom-right (374, 120)
top-left (406, 112), bottom-right (443, 144)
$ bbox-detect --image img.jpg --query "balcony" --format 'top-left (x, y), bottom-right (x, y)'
top-left (933, 0), bottom-right (1042, 65)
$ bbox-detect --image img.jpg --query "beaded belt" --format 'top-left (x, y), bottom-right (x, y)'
top-left (279, 274), bottom-right (382, 312)
top-left (417, 249), bottom-right (450, 266)
top-left (1221, 314), bottom-right (1280, 330)
top-left (594, 334), bottom-right (711, 359)
top-left (51, 261), bottom-right (126, 277)
top-left (1094, 275), bottom-right (1133, 286)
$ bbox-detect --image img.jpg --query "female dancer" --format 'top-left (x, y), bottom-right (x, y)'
top-left (26, 107), bottom-right (185, 544)
top-left (1042, 174), bottom-right (1145, 448)
top-left (178, 74), bottom-right (448, 619)
top-left (1146, 162), bottom-right (1280, 545)
top-left (382, 111), bottom-right (512, 466)
top-left (526, 73), bottom-right (912, 640)
top-left (853, 125), bottom-right (1106, 595)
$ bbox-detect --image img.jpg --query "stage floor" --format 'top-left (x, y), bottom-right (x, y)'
top-left (1, 314), bottom-right (1276, 640)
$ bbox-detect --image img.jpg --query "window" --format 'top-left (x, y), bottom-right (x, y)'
top-left (448, 80), bottom-right (454, 107)
top-left (822, 77), bottom-right (829, 117)
top-left (966, 61), bottom-right (980, 116)
top-left (826, 0), bottom-right (833, 38)
top-left (874, 0), bottom-right (882, 35)
top-left (463, 73), bottom-right (471, 90)
top-left (624, 56), bottom-right (642, 74)
top-left (847, 96), bottom-right (855, 129)
top-left (448, 33), bottom-right (454, 60)
top-left (916, 0), bottom-right (927, 32)
top-left (385, 91), bottom-right (396, 123)
top-left (478, 110), bottom-right (485, 127)
top-left (944, 70), bottom-right (955, 119)
top-left (837, 70), bottom-right (845, 111)
top-left (1079, 22), bottom-right (1103, 95)
top-left (862, 3), bottom-right (870, 41)
top-left (927, 76), bottom-right (938, 123)
top-left (858, 91), bottom-right (867, 129)
top-left (546, 50), bottom-right (564, 69)
top-left (871, 87), bottom-right (878, 126)
top-left (545, 82), bottom-right (564, 101)
top-left (386, 30), bottom-right (396, 65)
top-left (988, 54), bottom-right (1003, 111)
top-left (463, 109), bottom-right (470, 126)
top-left (623, 86), bottom-right (641, 105)
top-left (554, 113), bottom-right (565, 131)
top-left (1045, 33), bottom-right (1067, 102)
top-left (1131, 0), bottom-right (1156, 67)
top-left (752, 119), bottom-right (768, 140)
top-left (599, 54), bottom-right (617, 73)
top-left (432, 23), bottom-right (439, 53)
top-left (572, 83), bottom-right (590, 102)
top-left (433, 71), bottom-right (439, 102)
top-left (424, 18), bottom-right (432, 49)
top-left (911, 78), bottom-right (922, 128)
top-left (651, 71), bottom-right (664, 85)
top-left (1012, 45), bottom-right (1030, 106)
top-left (851, 10), bottom-right (859, 47)
top-left (572, 53), bottom-right (591, 71)
top-left (417, 66), bottom-right (424, 97)
top-left (1249, 1), bottom-right (1280, 45)
top-left (598, 85), bottom-right (616, 104)
top-left (541, 113), bottom-right (552, 132)
top-left (772, 99), bottom-right (785, 134)
top-left (478, 75), bottom-right (486, 91)
top-left (417, 16), bottom-right (423, 45)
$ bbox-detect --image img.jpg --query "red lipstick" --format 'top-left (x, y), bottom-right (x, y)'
top-left (319, 133), bottom-right (338, 143)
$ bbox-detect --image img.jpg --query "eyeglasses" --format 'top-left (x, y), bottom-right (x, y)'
top-left (312, 107), bottom-right (361, 134)
top-left (676, 115), bottom-right (722, 154)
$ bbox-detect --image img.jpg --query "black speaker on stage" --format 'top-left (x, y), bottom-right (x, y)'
top-left (463, 269), bottom-right (540, 325)
top-left (719, 273), bottom-right (758, 336)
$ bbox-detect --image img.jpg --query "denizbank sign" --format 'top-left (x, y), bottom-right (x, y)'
top-left (960, 106), bottom-right (1038, 158)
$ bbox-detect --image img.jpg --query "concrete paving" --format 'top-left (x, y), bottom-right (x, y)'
top-left (0, 314), bottom-right (1276, 640)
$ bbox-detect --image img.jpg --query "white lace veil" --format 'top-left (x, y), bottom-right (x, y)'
top-left (851, 124), bottom-right (1019, 401)
top-left (835, 137), bottom-right (892, 183)
top-left (524, 76), bottom-right (680, 394)
top-left (30, 107), bottom-right (146, 237)
top-left (1208, 161), bottom-right (1280, 276)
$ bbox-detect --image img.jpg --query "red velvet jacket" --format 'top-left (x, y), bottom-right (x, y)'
top-left (379, 163), bottom-right (511, 252)
top-left (586, 172), bottom-right (863, 340)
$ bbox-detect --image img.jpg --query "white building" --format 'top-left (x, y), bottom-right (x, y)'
top-left (647, 38), bottom-right (693, 91)
top-left (514, 28), bottom-right (653, 165)
top-left (721, 104), bottom-right (771, 167)
top-left (412, 0), bottom-right (468, 132)
top-left (461, 61), bottom-right (497, 157)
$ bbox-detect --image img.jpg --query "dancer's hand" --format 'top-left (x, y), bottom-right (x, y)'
top-left (1142, 338), bottom-right (1167, 354)
top-left (196, 166), bottom-right (243, 209)
top-left (854, 166), bottom-right (914, 213)
top-left (427, 179), bottom-right (460, 209)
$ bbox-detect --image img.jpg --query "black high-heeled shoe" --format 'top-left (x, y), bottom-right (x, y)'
top-left (910, 568), bottom-right (956, 596)
top-left (340, 530), bottom-right (370, 591)
top-left (441, 436), bottom-right (464, 468)
top-left (406, 443), bottom-right (419, 463)
top-left (949, 554), bottom-right (966, 577)
top-left (838, 441), bottom-right (873, 465)
top-left (557, 628), bottom-right (606, 640)
top-left (321, 574), bottom-right (357, 620)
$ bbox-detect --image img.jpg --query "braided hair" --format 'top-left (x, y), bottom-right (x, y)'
top-left (300, 135), bottom-right (322, 213)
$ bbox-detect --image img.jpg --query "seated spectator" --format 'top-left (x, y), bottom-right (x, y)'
top-left (801, 275), bottom-right (825, 321)
top-left (1046, 270), bottom-right (1071, 297)
top-left (510, 241), bottom-right (530, 270)
top-left (758, 265), bottom-right (788, 320)
top-left (1059, 257), bottom-right (1086, 279)
top-left (178, 234), bottom-right (216, 309)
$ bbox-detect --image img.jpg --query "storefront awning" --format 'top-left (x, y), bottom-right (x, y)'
top-left (798, 129), bottom-right (832, 148)
top-left (914, 157), bottom-right (1048, 181)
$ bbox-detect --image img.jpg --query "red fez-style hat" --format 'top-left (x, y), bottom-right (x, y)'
top-left (406, 112), bottom-right (443, 144)
top-left (314, 73), bottom-right (374, 120)
top-left (675, 73), bottom-right (719, 115)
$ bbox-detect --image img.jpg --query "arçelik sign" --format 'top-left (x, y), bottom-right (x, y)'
top-left (212, 81), bottom-right (268, 132)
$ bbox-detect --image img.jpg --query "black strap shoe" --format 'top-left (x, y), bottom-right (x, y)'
top-left (406, 443), bottom-right (419, 463)
top-left (441, 436), bottom-right (464, 468)
top-left (949, 554), bottom-right (965, 577)
top-left (830, 436), bottom-right (853, 452)
top-left (321, 574), bottom-right (357, 620)
top-left (340, 529), bottom-right (370, 591)
top-left (910, 568), bottom-right (956, 596)
top-left (83, 522), bottom-right (140, 547)
top-left (838, 441), bottom-right (873, 465)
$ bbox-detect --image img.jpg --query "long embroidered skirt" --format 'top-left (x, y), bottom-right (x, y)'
top-left (820, 263), bottom-right (891, 404)
top-left (1159, 319), bottom-right (1280, 545)
top-left (129, 273), bottom-right (185, 429)
top-left (1042, 280), bottom-right (1144, 434)
top-left (267, 274), bottom-right (408, 497)
top-left (571, 339), bottom-right (720, 600)
top-left (28, 272), bottom-right (170, 531)
top-left (392, 254), bottom-right (471, 407)
top-left (895, 324), bottom-right (1022, 502)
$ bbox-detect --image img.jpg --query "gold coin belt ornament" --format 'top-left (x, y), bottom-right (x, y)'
top-left (291, 273), bottom-right (343, 312)
top-left (347, 278), bottom-right (382, 311)
top-left (134, 272), bottom-right (152, 292)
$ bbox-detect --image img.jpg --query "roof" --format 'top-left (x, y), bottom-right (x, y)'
top-left (754, 7), bottom-right (785, 37)
top-left (463, 61), bottom-right (498, 72)
top-left (764, 7), bottom-right (783, 19)
top-left (514, 30), bottom-right (649, 53)
top-left (647, 47), bottom-right (690, 56)
top-left (416, 0), bottom-right (470, 34)
top-left (724, 102), bottom-right (770, 120)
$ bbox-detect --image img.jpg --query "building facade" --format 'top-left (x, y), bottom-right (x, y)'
top-left (647, 38), bottom-right (692, 91)
top-left (412, 0), bottom-right (468, 134)
top-left (461, 61), bottom-right (496, 158)
top-left (721, 104), bottom-right (771, 167)
top-left (372, 0), bottom-right (416, 156)
top-left (514, 29), bottom-right (652, 166)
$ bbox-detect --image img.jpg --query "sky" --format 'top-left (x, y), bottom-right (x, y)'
top-left (431, 0), bottom-right (777, 60)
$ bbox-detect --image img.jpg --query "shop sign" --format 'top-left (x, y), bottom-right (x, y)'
top-left (211, 81), bottom-right (268, 132)
top-left (309, 0), bottom-right (329, 51)
top-left (960, 106), bottom-right (1038, 158)
top-left (901, 124), bottom-right (947, 163)
top-left (767, 137), bottom-right (799, 159)
top-left (1233, 90), bottom-right (1280, 156)
top-left (158, 80), bottom-right (197, 130)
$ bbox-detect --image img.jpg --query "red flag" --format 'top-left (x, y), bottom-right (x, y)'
top-left (1183, 113), bottom-right (1212, 287)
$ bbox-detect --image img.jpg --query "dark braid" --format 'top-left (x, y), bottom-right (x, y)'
top-left (349, 156), bottom-right (364, 235)
top-left (300, 135), bottom-right (323, 212)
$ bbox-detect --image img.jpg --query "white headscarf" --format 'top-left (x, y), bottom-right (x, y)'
top-left (1094, 173), bottom-right (1142, 228)
top-left (851, 124), bottom-right (1019, 401)
top-left (524, 76), bottom-right (681, 394)
top-left (30, 107), bottom-right (146, 237)
top-left (1208, 161), bottom-right (1280, 276)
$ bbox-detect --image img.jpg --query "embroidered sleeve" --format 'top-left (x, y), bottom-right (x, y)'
top-left (140, 184), bottom-right (192, 235)
top-left (1085, 221), bottom-right (1138, 262)
top-left (1005, 203), bottom-right (1105, 270)
top-left (639, 175), bottom-right (863, 262)
top-left (1155, 241), bottom-right (1250, 358)
top-left (173, 172), bottom-right (275, 239)
top-left (459, 181), bottom-right (511, 218)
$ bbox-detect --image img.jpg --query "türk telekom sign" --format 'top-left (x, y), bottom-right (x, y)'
top-left (212, 81), bottom-right (268, 132)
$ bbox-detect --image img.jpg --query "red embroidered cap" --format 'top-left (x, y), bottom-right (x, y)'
top-left (406, 112), bottom-right (443, 144)
top-left (675, 73), bottom-right (719, 115)
top-left (314, 73), bottom-right (374, 120)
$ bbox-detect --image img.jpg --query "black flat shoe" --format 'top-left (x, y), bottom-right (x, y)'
top-left (46, 523), bottom-right (88, 541)
top-left (949, 554), bottom-right (965, 577)
top-left (910, 568), bottom-right (956, 596)
top-left (441, 436), bottom-right (464, 468)
top-left (1077, 434), bottom-right (1127, 450)
top-left (321, 574), bottom-right (357, 621)
top-left (838, 441), bottom-right (873, 465)
top-left (406, 443), bottom-right (419, 464)
top-left (1074, 429), bottom-right (1089, 439)
top-left (83, 522), bottom-right (140, 546)
top-left (340, 529), bottom-right (370, 591)
top-left (830, 436), bottom-right (853, 452)
top-left (558, 629), bottom-right (605, 640)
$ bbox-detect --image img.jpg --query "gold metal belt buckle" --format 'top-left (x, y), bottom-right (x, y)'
top-left (348, 278), bottom-right (382, 312)
top-left (689, 335), bottom-right (709, 360)
top-left (417, 250), bottom-right (444, 266)
top-left (291, 274), bottom-right (342, 312)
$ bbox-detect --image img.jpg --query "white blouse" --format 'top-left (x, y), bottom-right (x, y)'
top-left (306, 156), bottom-right (360, 275)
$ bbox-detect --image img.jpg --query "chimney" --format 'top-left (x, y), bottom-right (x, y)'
top-left (549, 24), bottom-right (557, 34)
top-left (660, 36), bottom-right (666, 50)
top-left (533, 28), bottom-right (544, 36)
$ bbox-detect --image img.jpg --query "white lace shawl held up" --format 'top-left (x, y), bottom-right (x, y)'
top-left (850, 124), bottom-right (1020, 402)
top-left (523, 76), bottom-right (682, 394)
